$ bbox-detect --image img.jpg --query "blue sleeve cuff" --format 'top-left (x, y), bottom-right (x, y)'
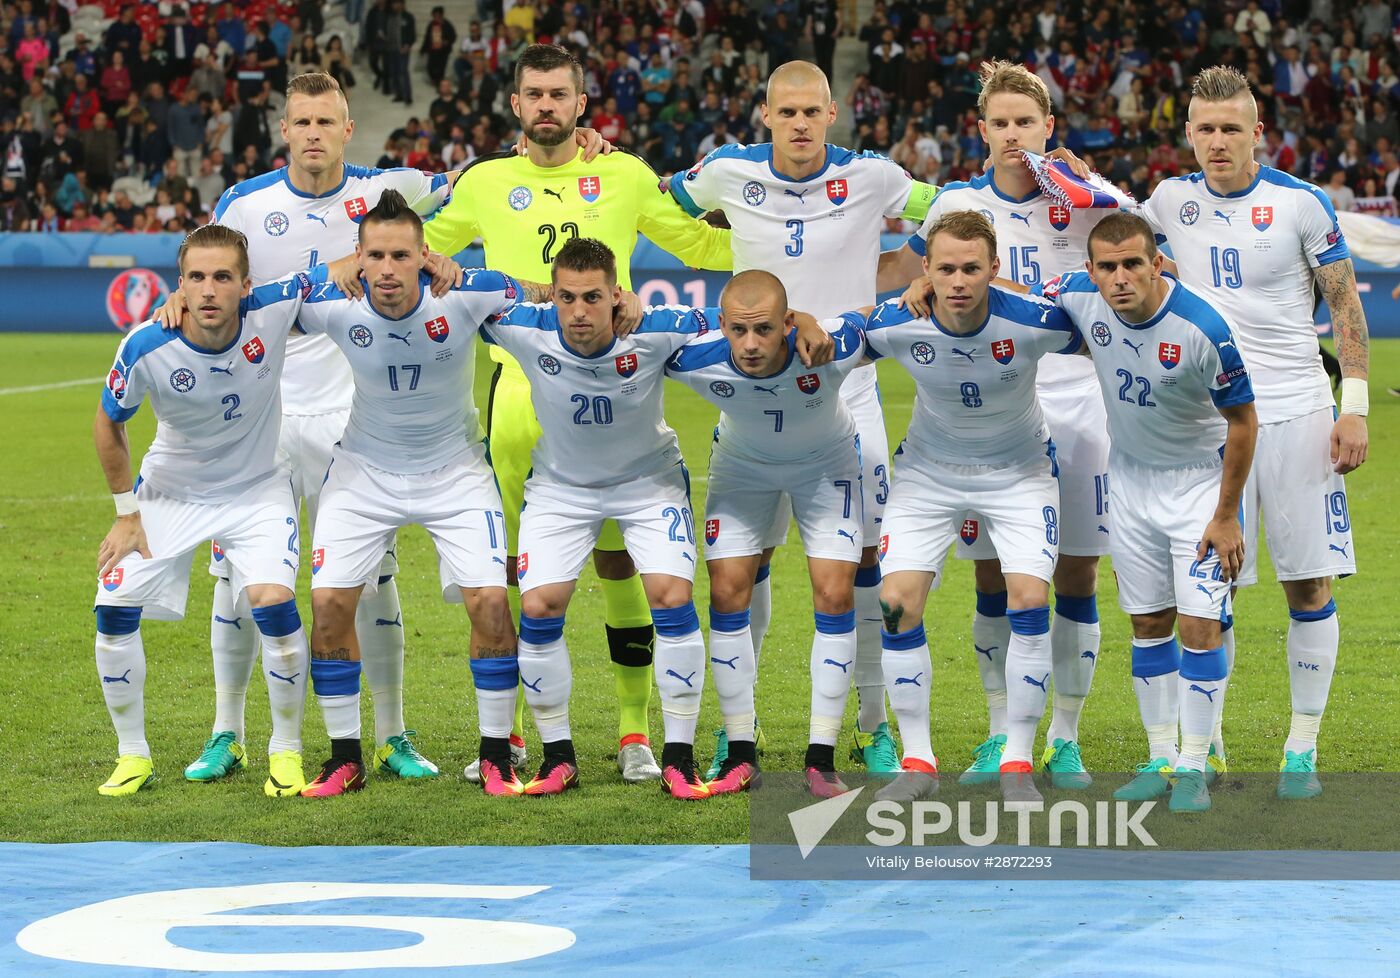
top-left (101, 389), bottom-right (138, 422)
top-left (906, 232), bottom-right (927, 257)
top-left (1315, 242), bottom-right (1350, 266)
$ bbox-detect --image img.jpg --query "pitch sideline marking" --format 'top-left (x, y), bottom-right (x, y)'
top-left (0, 377), bottom-right (103, 396)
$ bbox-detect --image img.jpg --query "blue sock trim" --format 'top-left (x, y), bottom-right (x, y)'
top-left (814, 609), bottom-right (856, 634)
top-left (95, 605), bottom-right (141, 635)
top-left (1222, 614), bottom-right (1234, 632)
top-left (881, 624), bottom-right (927, 651)
top-left (519, 613), bottom-right (565, 645)
top-left (754, 564), bottom-right (772, 584)
top-left (250, 599), bottom-right (302, 638)
top-left (653, 602), bottom-right (700, 637)
top-left (470, 656), bottom-right (520, 691)
top-left (709, 607), bottom-right (751, 633)
top-left (1289, 599), bottom-right (1337, 623)
top-left (1131, 637), bottom-right (1181, 678)
top-left (1180, 645), bottom-right (1228, 682)
top-left (854, 564), bottom-right (882, 588)
top-left (975, 590), bottom-right (1008, 618)
top-left (310, 657), bottom-right (361, 696)
top-left (1054, 593), bottom-right (1099, 624)
top-left (1007, 606), bottom-right (1051, 636)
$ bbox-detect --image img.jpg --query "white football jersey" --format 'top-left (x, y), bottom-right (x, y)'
top-left (906, 168), bottom-right (1117, 389)
top-left (668, 143), bottom-right (925, 401)
top-left (481, 304), bottom-right (716, 488)
top-left (295, 269), bottom-right (519, 474)
top-left (862, 286), bottom-right (1079, 466)
top-left (1040, 271), bottom-right (1255, 468)
top-left (1141, 166), bottom-right (1344, 424)
top-left (213, 164), bottom-right (453, 415)
top-left (666, 315), bottom-right (867, 463)
top-left (101, 270), bottom-right (320, 502)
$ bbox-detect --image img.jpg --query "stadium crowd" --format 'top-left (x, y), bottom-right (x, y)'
top-left (1, 0), bottom-right (1398, 231)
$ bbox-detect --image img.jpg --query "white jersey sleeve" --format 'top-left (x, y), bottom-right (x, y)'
top-left (1142, 167), bottom-right (1339, 424)
top-left (665, 313), bottom-right (867, 463)
top-left (100, 269), bottom-right (320, 501)
top-left (862, 287), bottom-right (1079, 465)
top-left (482, 304), bottom-right (716, 487)
top-left (296, 269), bottom-right (519, 473)
top-left (1042, 271), bottom-right (1254, 468)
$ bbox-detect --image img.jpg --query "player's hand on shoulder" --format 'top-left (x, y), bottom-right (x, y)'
top-left (574, 126), bottom-right (613, 161)
top-left (424, 251), bottom-right (463, 297)
top-left (328, 254), bottom-right (365, 299)
top-left (898, 278), bottom-right (933, 317)
top-left (613, 290), bottom-right (643, 336)
top-left (98, 514), bottom-right (151, 578)
top-left (1331, 413), bottom-right (1368, 474)
top-left (1044, 146), bottom-right (1091, 179)
top-left (154, 290), bottom-right (188, 330)
top-left (793, 311), bottom-right (835, 367)
top-left (1198, 516), bottom-right (1245, 583)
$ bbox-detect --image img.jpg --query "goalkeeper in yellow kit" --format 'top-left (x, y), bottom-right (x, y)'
top-left (425, 44), bottom-right (732, 783)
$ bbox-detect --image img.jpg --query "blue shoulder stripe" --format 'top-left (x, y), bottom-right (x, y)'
top-left (497, 302), bottom-right (560, 330)
top-left (243, 267), bottom-right (326, 312)
top-left (635, 305), bottom-right (720, 335)
top-left (1040, 270), bottom-right (1098, 297)
top-left (212, 168), bottom-right (286, 221)
top-left (989, 287), bottom-right (1067, 330)
top-left (344, 163), bottom-right (383, 179)
top-left (454, 269), bottom-right (519, 295)
top-left (667, 331), bottom-right (732, 372)
top-left (115, 320), bottom-right (182, 371)
top-left (1173, 285), bottom-right (1238, 350)
top-left (864, 297), bottom-right (918, 330)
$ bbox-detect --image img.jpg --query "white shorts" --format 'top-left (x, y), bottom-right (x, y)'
top-left (959, 378), bottom-right (1110, 561)
top-left (517, 464), bottom-right (697, 591)
top-left (878, 445), bottom-right (1060, 586)
top-left (311, 444), bottom-right (506, 600)
top-left (1237, 406), bottom-right (1356, 586)
top-left (704, 437), bottom-right (864, 562)
top-left (207, 410), bottom-right (399, 579)
top-left (96, 475), bottom-right (300, 621)
top-left (761, 366), bottom-right (889, 550)
top-left (1108, 452), bottom-right (1232, 621)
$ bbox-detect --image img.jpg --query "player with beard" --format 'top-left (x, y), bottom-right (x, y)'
top-left (425, 44), bottom-right (734, 786)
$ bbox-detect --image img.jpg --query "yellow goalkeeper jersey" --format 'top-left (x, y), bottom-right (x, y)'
top-left (424, 147), bottom-right (733, 370)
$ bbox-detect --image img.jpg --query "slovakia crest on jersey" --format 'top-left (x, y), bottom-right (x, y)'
top-left (615, 353), bottom-right (638, 377)
top-left (992, 339), bottom-right (1015, 364)
top-left (344, 197), bottom-right (369, 222)
top-left (705, 518), bottom-right (720, 545)
top-left (517, 552), bottom-right (528, 578)
top-left (212, 541), bottom-right (225, 562)
top-left (101, 568), bottom-right (123, 591)
top-left (797, 373), bottom-right (821, 394)
top-left (1251, 206), bottom-right (1273, 231)
top-left (242, 337), bottom-right (266, 363)
top-left (826, 179), bottom-right (848, 205)
top-left (578, 176), bottom-right (601, 203)
top-left (878, 534), bottom-right (889, 558)
top-left (960, 519), bottom-right (980, 545)
top-left (1048, 205), bottom-right (1071, 231)
top-left (311, 548), bottom-right (324, 574)
top-left (1158, 342), bottom-right (1181, 369)
top-left (425, 316), bottom-right (450, 343)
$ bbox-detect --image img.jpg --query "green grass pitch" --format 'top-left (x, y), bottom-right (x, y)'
top-left (1, 333), bottom-right (1395, 846)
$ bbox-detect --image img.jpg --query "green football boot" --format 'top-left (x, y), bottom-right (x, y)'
top-left (373, 731), bottom-right (439, 779)
top-left (1277, 749), bottom-right (1322, 800)
top-left (1041, 738), bottom-right (1093, 789)
top-left (184, 731), bottom-right (246, 782)
top-left (958, 734), bottom-right (1006, 785)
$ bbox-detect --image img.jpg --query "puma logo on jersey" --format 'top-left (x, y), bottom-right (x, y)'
top-left (1009, 211), bottom-right (1031, 225)
top-left (952, 348), bottom-right (976, 362)
top-left (752, 383), bottom-right (782, 396)
top-left (542, 186), bottom-right (565, 201)
top-left (784, 188), bottom-right (811, 202)
top-left (1213, 210), bottom-right (1235, 225)
top-left (1122, 338), bottom-right (1143, 356)
top-left (209, 362), bottom-right (234, 375)
top-left (389, 331), bottom-right (412, 345)
top-left (305, 212), bottom-right (328, 226)
top-left (1329, 542), bottom-right (1350, 557)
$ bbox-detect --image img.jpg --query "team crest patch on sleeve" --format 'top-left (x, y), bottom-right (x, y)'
top-left (826, 179), bottom-right (848, 205)
top-left (797, 373), bottom-right (821, 393)
top-left (517, 552), bottom-right (528, 578)
top-left (615, 353), bottom-right (638, 377)
top-left (705, 519), bottom-right (720, 545)
top-left (960, 519), bottom-right (980, 545)
top-left (425, 316), bottom-right (450, 342)
top-left (107, 368), bottom-right (127, 399)
top-left (311, 548), bottom-right (324, 574)
top-left (1048, 205), bottom-right (1071, 230)
top-left (878, 534), bottom-right (889, 558)
top-left (344, 197), bottom-right (369, 221)
top-left (991, 339), bottom-right (1015, 364)
top-left (1158, 342), bottom-right (1181, 369)
top-left (1251, 206), bottom-right (1273, 231)
top-left (101, 568), bottom-right (124, 591)
top-left (578, 176), bottom-right (601, 203)
top-left (242, 337), bottom-right (266, 363)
